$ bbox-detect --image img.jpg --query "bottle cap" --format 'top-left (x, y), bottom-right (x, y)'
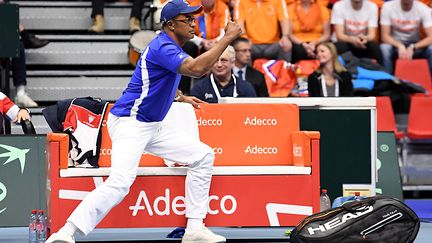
top-left (321, 189), bottom-right (327, 193)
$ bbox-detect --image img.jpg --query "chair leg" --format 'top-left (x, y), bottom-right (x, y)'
top-left (400, 137), bottom-right (408, 184)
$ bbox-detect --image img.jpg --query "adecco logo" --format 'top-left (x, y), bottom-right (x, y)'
top-left (244, 145), bottom-right (278, 154)
top-left (100, 149), bottom-right (150, 156)
top-left (244, 117), bottom-right (278, 126)
top-left (129, 189), bottom-right (237, 216)
top-left (197, 117), bottom-right (223, 126)
top-left (213, 147), bottom-right (223, 155)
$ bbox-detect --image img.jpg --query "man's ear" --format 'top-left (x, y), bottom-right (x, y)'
top-left (167, 21), bottom-right (175, 31)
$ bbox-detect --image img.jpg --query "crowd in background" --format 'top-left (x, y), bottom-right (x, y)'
top-left (178, 0), bottom-right (432, 101)
top-left (3, 0), bottom-right (432, 113)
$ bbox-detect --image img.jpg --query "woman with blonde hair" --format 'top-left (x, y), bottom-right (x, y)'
top-left (307, 42), bottom-right (353, 97)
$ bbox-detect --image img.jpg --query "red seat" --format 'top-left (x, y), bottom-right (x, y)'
top-left (394, 59), bottom-right (432, 94)
top-left (407, 95), bottom-right (432, 140)
top-left (376, 96), bottom-right (405, 139)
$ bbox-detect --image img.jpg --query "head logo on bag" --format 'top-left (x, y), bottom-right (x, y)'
top-left (290, 196), bottom-right (420, 243)
top-left (307, 205), bottom-right (374, 235)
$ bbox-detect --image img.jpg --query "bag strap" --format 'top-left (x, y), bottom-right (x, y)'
top-left (342, 197), bottom-right (376, 212)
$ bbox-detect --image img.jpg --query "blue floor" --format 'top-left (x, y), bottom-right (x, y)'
top-left (2, 199), bottom-right (431, 242)
top-left (0, 223), bottom-right (431, 242)
top-left (405, 199), bottom-right (432, 221)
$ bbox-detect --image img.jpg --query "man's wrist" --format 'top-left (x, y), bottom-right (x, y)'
top-left (174, 90), bottom-right (183, 101)
top-left (19, 107), bottom-right (30, 113)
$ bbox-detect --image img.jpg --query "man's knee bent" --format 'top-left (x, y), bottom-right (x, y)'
top-left (105, 172), bottom-right (137, 197)
top-left (190, 145), bottom-right (215, 169)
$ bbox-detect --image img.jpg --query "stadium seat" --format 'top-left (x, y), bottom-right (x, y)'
top-left (394, 59), bottom-right (432, 94)
top-left (376, 96), bottom-right (405, 139)
top-left (407, 95), bottom-right (432, 140)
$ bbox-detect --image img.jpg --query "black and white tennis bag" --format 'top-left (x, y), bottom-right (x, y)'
top-left (290, 196), bottom-right (420, 243)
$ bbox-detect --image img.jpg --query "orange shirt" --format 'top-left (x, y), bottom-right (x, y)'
top-left (288, 2), bottom-right (329, 42)
top-left (194, 0), bottom-right (231, 39)
top-left (285, 0), bottom-right (329, 7)
top-left (235, 0), bottom-right (289, 44)
top-left (187, 0), bottom-right (202, 6)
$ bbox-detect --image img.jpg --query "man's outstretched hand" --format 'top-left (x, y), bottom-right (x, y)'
top-left (180, 95), bottom-right (207, 109)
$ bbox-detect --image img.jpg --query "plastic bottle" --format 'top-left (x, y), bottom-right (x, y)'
top-left (36, 210), bottom-right (47, 243)
top-left (29, 209), bottom-right (37, 243)
top-left (354, 192), bottom-right (361, 201)
top-left (320, 189), bottom-right (331, 211)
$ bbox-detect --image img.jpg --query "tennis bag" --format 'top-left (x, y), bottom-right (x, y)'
top-left (290, 196), bottom-right (420, 243)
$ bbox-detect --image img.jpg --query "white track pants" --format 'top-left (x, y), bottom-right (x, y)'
top-left (67, 113), bottom-right (215, 235)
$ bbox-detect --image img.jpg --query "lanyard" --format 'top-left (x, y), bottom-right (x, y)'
top-left (210, 74), bottom-right (238, 99)
top-left (320, 74), bottom-right (339, 97)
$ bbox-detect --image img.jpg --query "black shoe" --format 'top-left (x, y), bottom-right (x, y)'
top-left (21, 30), bottom-right (49, 49)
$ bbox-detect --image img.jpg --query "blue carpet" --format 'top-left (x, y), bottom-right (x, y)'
top-left (405, 199), bottom-right (432, 221)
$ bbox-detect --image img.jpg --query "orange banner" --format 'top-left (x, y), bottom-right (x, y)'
top-left (98, 103), bottom-right (300, 167)
top-left (196, 103), bottom-right (299, 166)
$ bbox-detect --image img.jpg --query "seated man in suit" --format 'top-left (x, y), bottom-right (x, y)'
top-left (231, 37), bottom-right (269, 97)
top-left (191, 45), bottom-right (256, 103)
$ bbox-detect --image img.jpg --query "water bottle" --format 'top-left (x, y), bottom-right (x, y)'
top-left (354, 192), bottom-right (361, 201)
top-left (29, 209), bottom-right (37, 243)
top-left (36, 210), bottom-right (47, 243)
top-left (320, 189), bottom-right (331, 211)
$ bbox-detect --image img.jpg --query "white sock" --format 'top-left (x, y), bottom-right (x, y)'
top-left (58, 221), bottom-right (78, 237)
top-left (16, 85), bottom-right (26, 96)
top-left (186, 218), bottom-right (203, 231)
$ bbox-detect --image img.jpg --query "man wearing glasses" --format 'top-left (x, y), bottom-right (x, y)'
top-left (46, 0), bottom-right (242, 242)
top-left (232, 37), bottom-right (269, 97)
top-left (191, 45), bottom-right (257, 103)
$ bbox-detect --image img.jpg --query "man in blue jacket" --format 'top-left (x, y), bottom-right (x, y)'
top-left (46, 0), bottom-right (242, 242)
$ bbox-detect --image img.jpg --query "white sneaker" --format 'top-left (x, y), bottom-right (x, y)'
top-left (15, 93), bottom-right (38, 107)
top-left (182, 224), bottom-right (226, 243)
top-left (45, 232), bottom-right (75, 243)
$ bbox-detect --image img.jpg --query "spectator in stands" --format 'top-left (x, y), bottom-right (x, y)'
top-left (90, 0), bottom-right (146, 33)
top-left (285, 0), bottom-right (328, 7)
top-left (2, 1), bottom-right (49, 49)
top-left (191, 45), bottom-right (256, 102)
top-left (307, 42), bottom-right (353, 97)
top-left (46, 0), bottom-right (242, 242)
top-left (235, 0), bottom-right (292, 62)
top-left (331, 0), bottom-right (383, 64)
top-left (1, 1), bottom-right (46, 107)
top-left (19, 24), bottom-right (49, 49)
top-left (231, 37), bottom-right (269, 97)
top-left (11, 40), bottom-right (38, 107)
top-left (180, 0), bottom-right (231, 94)
top-left (288, 0), bottom-right (331, 64)
top-left (225, 0), bottom-right (235, 18)
top-left (0, 92), bottom-right (31, 133)
top-left (380, 0), bottom-right (432, 74)
top-left (191, 0), bottom-right (230, 52)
